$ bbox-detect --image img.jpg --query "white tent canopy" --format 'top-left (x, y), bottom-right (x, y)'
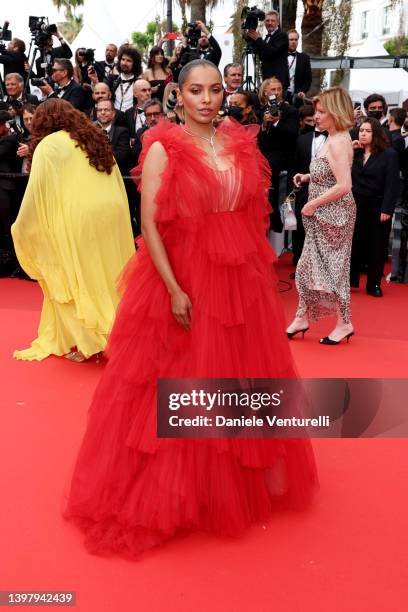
top-left (70, 0), bottom-right (129, 60)
top-left (342, 36), bottom-right (408, 106)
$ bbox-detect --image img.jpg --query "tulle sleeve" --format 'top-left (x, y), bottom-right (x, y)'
top-left (131, 121), bottom-right (180, 223)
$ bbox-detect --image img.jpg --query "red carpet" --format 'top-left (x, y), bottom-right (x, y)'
top-left (1, 260), bottom-right (408, 611)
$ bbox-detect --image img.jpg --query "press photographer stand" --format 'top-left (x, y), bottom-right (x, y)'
top-left (240, 43), bottom-right (260, 92)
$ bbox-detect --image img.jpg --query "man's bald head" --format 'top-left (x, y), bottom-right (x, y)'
top-left (133, 79), bottom-right (152, 105)
top-left (93, 82), bottom-right (111, 102)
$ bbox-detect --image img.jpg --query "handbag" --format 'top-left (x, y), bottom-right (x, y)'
top-left (281, 190), bottom-right (298, 231)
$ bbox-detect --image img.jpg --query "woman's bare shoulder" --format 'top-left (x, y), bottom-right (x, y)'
top-left (327, 133), bottom-right (353, 158)
top-left (143, 140), bottom-right (169, 169)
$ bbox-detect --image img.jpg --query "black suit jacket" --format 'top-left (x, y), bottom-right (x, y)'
top-left (257, 102), bottom-right (299, 169)
top-left (200, 36), bottom-right (222, 66)
top-left (0, 50), bottom-right (28, 83)
top-left (292, 131), bottom-right (314, 209)
top-left (0, 134), bottom-right (19, 191)
top-left (48, 80), bottom-right (86, 111)
top-left (293, 52), bottom-right (312, 94)
top-left (253, 28), bottom-right (289, 88)
top-left (125, 105), bottom-right (147, 138)
top-left (108, 125), bottom-right (131, 173)
top-left (352, 147), bottom-right (401, 215)
top-left (34, 42), bottom-right (73, 78)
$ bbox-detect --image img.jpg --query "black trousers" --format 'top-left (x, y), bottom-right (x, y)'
top-left (350, 194), bottom-right (389, 290)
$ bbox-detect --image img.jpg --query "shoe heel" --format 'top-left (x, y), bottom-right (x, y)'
top-left (346, 332), bottom-right (354, 343)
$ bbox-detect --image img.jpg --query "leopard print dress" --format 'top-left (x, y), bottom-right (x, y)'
top-left (295, 155), bottom-right (356, 323)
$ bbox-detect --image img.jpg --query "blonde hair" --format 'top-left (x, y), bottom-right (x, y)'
top-left (258, 77), bottom-right (282, 105)
top-left (313, 87), bottom-right (354, 131)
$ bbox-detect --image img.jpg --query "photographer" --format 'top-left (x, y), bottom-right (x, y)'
top-left (16, 103), bottom-right (36, 174)
top-left (38, 59), bottom-right (86, 111)
top-left (0, 109), bottom-right (19, 276)
top-left (4, 74), bottom-right (38, 131)
top-left (130, 98), bottom-right (165, 235)
top-left (95, 98), bottom-right (131, 175)
top-left (33, 26), bottom-right (72, 78)
top-left (95, 44), bottom-right (118, 79)
top-left (105, 45), bottom-right (142, 112)
top-left (180, 21), bottom-right (221, 67)
top-left (257, 76), bottom-right (299, 231)
top-left (0, 38), bottom-right (28, 84)
top-left (89, 82), bottom-right (127, 126)
top-left (246, 10), bottom-right (289, 88)
top-left (73, 47), bottom-right (105, 113)
top-left (125, 79), bottom-right (152, 139)
top-left (223, 63), bottom-right (243, 104)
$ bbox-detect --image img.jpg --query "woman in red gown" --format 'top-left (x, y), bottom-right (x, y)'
top-left (64, 60), bottom-right (318, 558)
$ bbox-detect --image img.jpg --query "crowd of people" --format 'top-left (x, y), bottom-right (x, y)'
top-left (1, 8), bottom-right (407, 291)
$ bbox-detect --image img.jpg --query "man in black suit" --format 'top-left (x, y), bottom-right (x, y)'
top-left (95, 98), bottom-right (131, 175)
top-left (246, 10), bottom-right (289, 89)
top-left (258, 77), bottom-right (299, 231)
top-left (286, 30), bottom-right (312, 106)
top-left (38, 59), bottom-right (86, 111)
top-left (0, 110), bottom-right (20, 276)
top-left (130, 99), bottom-right (165, 236)
top-left (4, 74), bottom-right (38, 132)
top-left (0, 38), bottom-right (28, 85)
top-left (95, 44), bottom-right (118, 80)
top-left (125, 79), bottom-right (152, 140)
top-left (34, 29), bottom-right (72, 78)
top-left (291, 122), bottom-right (328, 266)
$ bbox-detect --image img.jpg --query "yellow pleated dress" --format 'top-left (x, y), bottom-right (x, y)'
top-left (11, 130), bottom-right (135, 360)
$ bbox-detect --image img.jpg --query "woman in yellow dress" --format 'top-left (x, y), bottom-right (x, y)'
top-left (12, 98), bottom-right (135, 361)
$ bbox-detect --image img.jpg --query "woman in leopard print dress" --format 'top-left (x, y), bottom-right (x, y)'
top-left (286, 87), bottom-right (356, 345)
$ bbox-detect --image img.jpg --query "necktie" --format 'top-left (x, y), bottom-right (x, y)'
top-left (288, 52), bottom-right (297, 57)
top-left (314, 130), bottom-right (328, 138)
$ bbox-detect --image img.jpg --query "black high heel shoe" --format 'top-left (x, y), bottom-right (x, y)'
top-left (319, 331), bottom-right (354, 345)
top-left (287, 327), bottom-right (309, 339)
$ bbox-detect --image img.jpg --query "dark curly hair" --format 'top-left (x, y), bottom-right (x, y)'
top-left (117, 44), bottom-right (142, 77)
top-left (358, 117), bottom-right (390, 155)
top-left (29, 98), bottom-right (115, 174)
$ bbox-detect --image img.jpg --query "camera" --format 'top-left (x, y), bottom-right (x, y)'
top-left (28, 16), bottom-right (57, 48)
top-left (31, 76), bottom-right (52, 87)
top-left (7, 119), bottom-right (25, 142)
top-left (241, 6), bottom-right (265, 31)
top-left (0, 20), bottom-right (12, 49)
top-left (186, 22), bottom-right (201, 49)
top-left (264, 94), bottom-right (281, 117)
top-left (78, 48), bottom-right (95, 64)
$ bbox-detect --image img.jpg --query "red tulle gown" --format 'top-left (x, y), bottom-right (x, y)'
top-left (63, 120), bottom-right (318, 558)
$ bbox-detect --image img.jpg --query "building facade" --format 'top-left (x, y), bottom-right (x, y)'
top-left (348, 0), bottom-right (407, 53)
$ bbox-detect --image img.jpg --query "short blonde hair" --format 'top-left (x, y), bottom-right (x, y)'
top-left (313, 87), bottom-right (354, 131)
top-left (258, 77), bottom-right (282, 105)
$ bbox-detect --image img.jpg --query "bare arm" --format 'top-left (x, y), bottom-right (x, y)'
top-left (141, 141), bottom-right (192, 329)
top-left (303, 138), bottom-right (352, 216)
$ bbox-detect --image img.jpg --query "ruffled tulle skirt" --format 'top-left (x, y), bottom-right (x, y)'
top-left (63, 212), bottom-right (318, 558)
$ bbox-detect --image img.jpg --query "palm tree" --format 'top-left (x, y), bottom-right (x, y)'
top-left (178, 0), bottom-right (221, 24)
top-left (282, 0), bottom-right (298, 32)
top-left (51, 0), bottom-right (84, 42)
top-left (301, 0), bottom-right (324, 93)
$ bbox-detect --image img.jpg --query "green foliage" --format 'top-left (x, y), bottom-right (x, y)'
top-left (131, 19), bottom-right (180, 59)
top-left (384, 36), bottom-right (408, 56)
top-left (52, 0), bottom-right (84, 42)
